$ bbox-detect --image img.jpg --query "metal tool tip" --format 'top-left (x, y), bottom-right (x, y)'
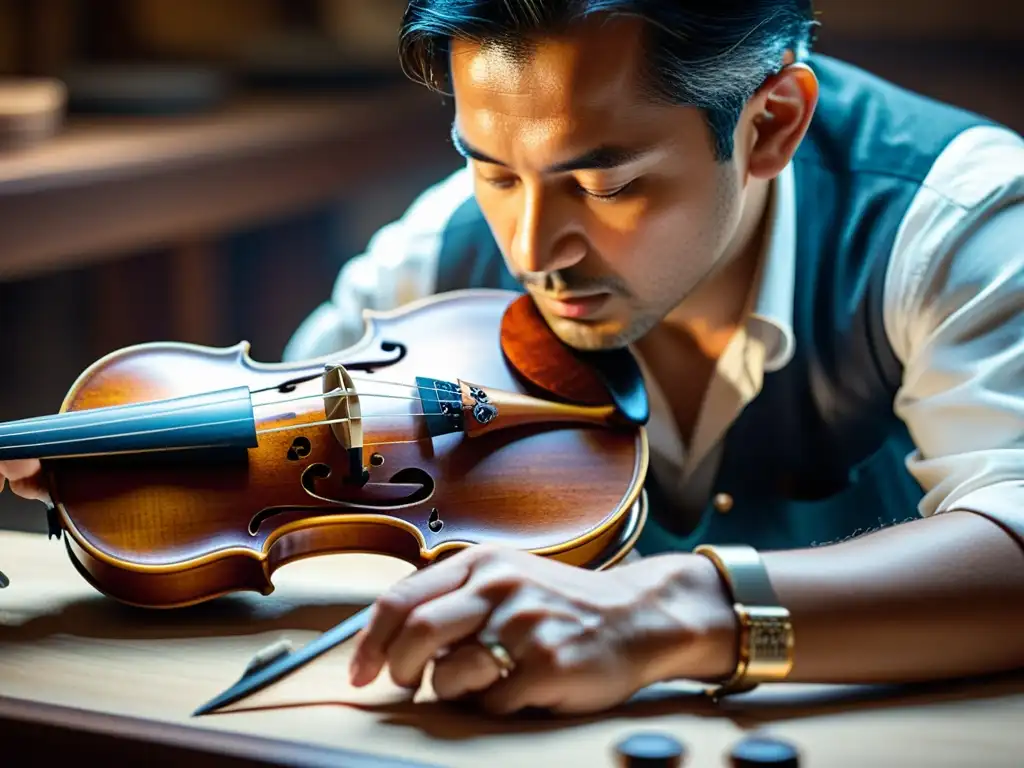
top-left (191, 687), bottom-right (241, 717)
top-left (190, 695), bottom-right (223, 717)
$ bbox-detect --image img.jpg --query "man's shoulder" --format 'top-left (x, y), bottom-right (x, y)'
top-left (282, 166), bottom-right (477, 360)
top-left (797, 54), bottom-right (1010, 182)
top-left (383, 164), bottom-right (477, 241)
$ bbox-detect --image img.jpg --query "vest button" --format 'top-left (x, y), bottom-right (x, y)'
top-left (713, 493), bottom-right (733, 514)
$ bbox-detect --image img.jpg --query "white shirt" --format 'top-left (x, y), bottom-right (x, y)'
top-left (284, 124), bottom-right (1024, 543)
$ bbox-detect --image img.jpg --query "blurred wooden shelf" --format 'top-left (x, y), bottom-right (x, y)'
top-left (0, 85), bottom-right (451, 281)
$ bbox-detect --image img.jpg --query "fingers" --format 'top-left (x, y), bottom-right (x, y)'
top-left (350, 548), bottom-right (490, 687)
top-left (431, 641), bottom-right (503, 700)
top-left (427, 597), bottom-right (540, 701)
top-left (0, 460), bottom-right (49, 503)
top-left (348, 546), bottom-right (629, 717)
top-left (9, 478), bottom-right (50, 503)
top-left (384, 589), bottom-right (493, 688)
top-left (0, 460), bottom-right (41, 483)
top-left (477, 664), bottom-right (565, 715)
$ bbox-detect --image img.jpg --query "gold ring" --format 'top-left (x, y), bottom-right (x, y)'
top-left (480, 639), bottom-right (516, 678)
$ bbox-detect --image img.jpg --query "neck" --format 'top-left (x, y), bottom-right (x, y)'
top-left (631, 177), bottom-right (773, 447)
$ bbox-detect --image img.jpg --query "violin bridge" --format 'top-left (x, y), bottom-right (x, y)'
top-left (322, 365), bottom-right (368, 485)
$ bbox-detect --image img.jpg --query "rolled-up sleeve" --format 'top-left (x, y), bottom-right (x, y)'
top-left (884, 125), bottom-right (1024, 546)
top-left (283, 166), bottom-right (474, 361)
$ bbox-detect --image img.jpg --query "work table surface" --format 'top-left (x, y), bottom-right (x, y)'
top-left (0, 530), bottom-right (1021, 766)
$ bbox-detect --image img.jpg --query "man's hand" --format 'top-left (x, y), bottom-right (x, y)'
top-left (348, 545), bottom-right (738, 716)
top-left (0, 459), bottom-right (49, 503)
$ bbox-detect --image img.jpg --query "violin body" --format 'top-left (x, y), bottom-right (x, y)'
top-left (20, 289), bottom-right (648, 608)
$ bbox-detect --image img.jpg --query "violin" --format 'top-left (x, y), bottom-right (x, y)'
top-left (0, 289), bottom-right (651, 613)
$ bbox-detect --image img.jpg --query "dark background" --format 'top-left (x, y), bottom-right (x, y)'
top-left (1, 0), bottom-right (1021, 533)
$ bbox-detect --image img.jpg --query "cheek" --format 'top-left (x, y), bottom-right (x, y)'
top-left (591, 192), bottom-right (726, 292)
top-left (472, 182), bottom-right (519, 258)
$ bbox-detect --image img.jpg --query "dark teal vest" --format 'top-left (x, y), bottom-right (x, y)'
top-left (432, 55), bottom-right (995, 554)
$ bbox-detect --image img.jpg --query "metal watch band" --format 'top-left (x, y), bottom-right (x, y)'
top-left (693, 544), bottom-right (795, 697)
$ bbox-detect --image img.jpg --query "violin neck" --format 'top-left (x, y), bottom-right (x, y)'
top-left (0, 387), bottom-right (259, 461)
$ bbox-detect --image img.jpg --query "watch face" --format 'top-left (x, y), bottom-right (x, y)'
top-left (743, 607), bottom-right (795, 683)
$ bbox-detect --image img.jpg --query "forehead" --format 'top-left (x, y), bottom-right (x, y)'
top-left (448, 16), bottom-right (653, 124)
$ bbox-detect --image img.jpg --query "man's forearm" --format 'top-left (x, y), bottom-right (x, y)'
top-left (758, 510), bottom-right (1024, 684)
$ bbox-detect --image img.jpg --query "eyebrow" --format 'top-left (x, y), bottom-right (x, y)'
top-left (450, 123), bottom-right (652, 173)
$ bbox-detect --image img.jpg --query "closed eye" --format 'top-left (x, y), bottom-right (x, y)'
top-left (580, 180), bottom-right (634, 201)
top-left (480, 174), bottom-right (517, 190)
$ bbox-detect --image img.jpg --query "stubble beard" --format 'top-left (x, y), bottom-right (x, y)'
top-left (540, 298), bottom-right (664, 351)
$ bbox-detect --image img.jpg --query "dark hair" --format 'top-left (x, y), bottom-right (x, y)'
top-left (399, 1), bottom-right (818, 160)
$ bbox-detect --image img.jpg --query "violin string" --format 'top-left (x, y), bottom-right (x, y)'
top-left (2, 388), bottom-right (432, 441)
top-left (251, 387), bottom-right (424, 408)
top-left (1, 417), bottom-right (264, 452)
top-left (346, 374), bottom-right (431, 389)
top-left (0, 383), bottom-right (459, 452)
top-left (255, 412), bottom-right (450, 436)
top-left (0, 410), bottom-right (454, 452)
top-left (251, 372), bottom-right (431, 397)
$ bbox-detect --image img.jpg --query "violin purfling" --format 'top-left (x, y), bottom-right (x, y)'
top-left (0, 289), bottom-right (651, 610)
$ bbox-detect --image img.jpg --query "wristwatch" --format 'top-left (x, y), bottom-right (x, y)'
top-left (693, 543), bottom-right (795, 699)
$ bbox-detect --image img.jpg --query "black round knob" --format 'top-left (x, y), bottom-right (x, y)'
top-left (729, 734), bottom-right (800, 767)
top-left (614, 731), bottom-right (687, 767)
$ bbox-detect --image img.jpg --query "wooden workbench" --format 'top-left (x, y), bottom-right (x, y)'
top-left (1, 530), bottom-right (1021, 767)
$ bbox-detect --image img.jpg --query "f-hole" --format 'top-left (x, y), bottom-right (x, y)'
top-left (286, 437), bottom-right (312, 461)
top-left (301, 462), bottom-right (333, 489)
top-left (428, 508), bottom-right (443, 532)
top-left (247, 465), bottom-right (437, 536)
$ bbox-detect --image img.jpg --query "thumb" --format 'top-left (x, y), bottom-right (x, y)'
top-left (10, 478), bottom-right (50, 503)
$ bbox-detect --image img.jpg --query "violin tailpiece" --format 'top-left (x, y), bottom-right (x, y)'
top-left (415, 377), bottom-right (465, 437)
top-left (414, 376), bottom-right (619, 440)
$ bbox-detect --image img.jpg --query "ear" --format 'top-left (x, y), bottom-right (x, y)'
top-left (746, 62), bottom-right (819, 180)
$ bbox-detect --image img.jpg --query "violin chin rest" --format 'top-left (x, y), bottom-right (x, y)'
top-left (575, 347), bottom-right (649, 427)
top-left (499, 293), bottom-right (650, 426)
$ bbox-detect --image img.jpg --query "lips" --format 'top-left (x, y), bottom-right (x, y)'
top-left (542, 292), bottom-right (610, 319)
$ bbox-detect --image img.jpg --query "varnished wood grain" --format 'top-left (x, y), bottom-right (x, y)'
top-left (1, 530), bottom-right (1022, 768)
top-left (500, 293), bottom-right (611, 406)
top-left (38, 290), bottom-right (646, 608)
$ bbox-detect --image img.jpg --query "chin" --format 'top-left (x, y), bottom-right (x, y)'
top-left (546, 315), bottom-right (638, 352)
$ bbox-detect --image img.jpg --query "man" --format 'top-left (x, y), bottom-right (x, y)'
top-left (3, 1), bottom-right (1023, 716)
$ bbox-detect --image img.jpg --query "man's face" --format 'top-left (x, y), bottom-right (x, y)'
top-left (448, 17), bottom-right (759, 350)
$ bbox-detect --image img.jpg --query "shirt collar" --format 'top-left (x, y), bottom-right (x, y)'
top-left (745, 162), bottom-right (797, 372)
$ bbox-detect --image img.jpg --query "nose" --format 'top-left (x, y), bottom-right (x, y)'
top-left (510, 184), bottom-right (586, 277)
